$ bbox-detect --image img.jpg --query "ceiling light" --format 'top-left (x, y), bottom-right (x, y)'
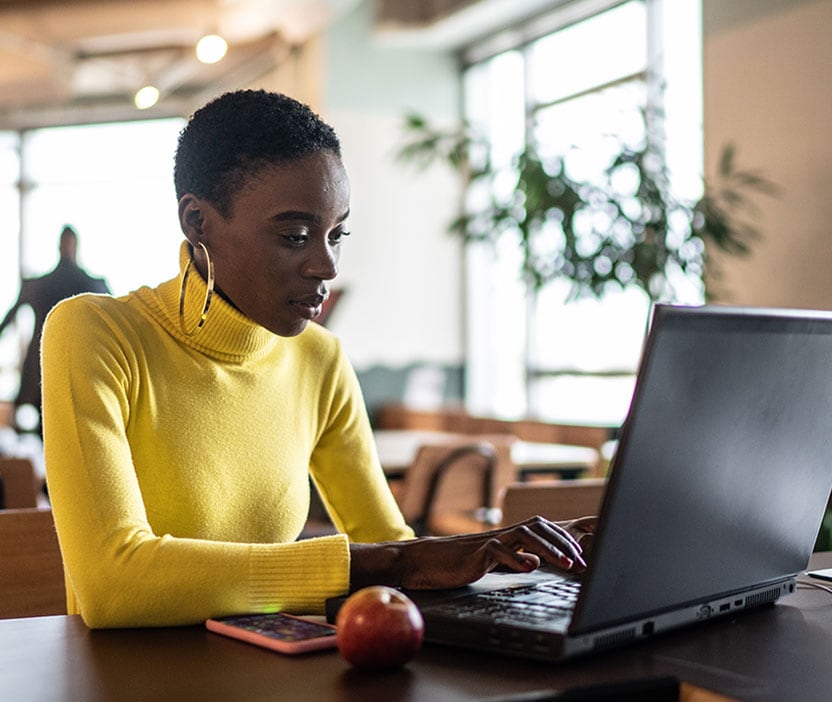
top-left (134, 85), bottom-right (160, 110)
top-left (196, 34), bottom-right (228, 64)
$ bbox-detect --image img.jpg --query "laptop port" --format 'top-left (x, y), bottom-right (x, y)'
top-left (641, 621), bottom-right (654, 636)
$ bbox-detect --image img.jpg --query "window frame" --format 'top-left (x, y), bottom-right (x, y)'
top-left (460, 0), bottom-right (702, 426)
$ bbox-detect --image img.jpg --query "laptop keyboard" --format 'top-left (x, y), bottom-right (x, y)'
top-left (425, 578), bottom-right (581, 628)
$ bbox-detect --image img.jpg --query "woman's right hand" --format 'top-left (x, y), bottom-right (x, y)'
top-left (349, 515), bottom-right (596, 592)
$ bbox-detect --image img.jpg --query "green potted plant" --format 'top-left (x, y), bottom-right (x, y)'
top-left (397, 112), bottom-right (777, 304)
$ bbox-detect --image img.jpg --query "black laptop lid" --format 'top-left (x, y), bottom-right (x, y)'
top-left (571, 305), bottom-right (832, 634)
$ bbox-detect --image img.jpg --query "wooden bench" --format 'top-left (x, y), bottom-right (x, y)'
top-left (375, 404), bottom-right (613, 457)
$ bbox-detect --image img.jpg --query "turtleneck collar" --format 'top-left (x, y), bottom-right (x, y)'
top-left (133, 241), bottom-right (279, 363)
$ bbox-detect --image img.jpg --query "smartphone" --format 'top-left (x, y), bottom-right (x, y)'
top-left (806, 567), bottom-right (832, 582)
top-left (206, 612), bottom-right (338, 654)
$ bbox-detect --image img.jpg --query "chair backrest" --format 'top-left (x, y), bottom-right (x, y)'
top-left (396, 441), bottom-right (495, 533)
top-left (0, 457), bottom-right (40, 509)
top-left (500, 478), bottom-right (607, 526)
top-left (0, 508), bottom-right (66, 618)
top-left (394, 437), bottom-right (519, 536)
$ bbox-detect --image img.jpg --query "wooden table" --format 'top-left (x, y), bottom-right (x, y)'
top-left (4, 553), bottom-right (832, 701)
top-left (374, 429), bottom-right (599, 480)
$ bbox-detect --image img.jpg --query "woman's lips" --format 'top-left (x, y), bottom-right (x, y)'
top-left (291, 295), bottom-right (326, 320)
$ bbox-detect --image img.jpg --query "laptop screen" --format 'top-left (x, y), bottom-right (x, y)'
top-left (572, 305), bottom-right (832, 633)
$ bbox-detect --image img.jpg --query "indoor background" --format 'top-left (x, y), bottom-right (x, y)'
top-left (0, 0), bottom-right (829, 431)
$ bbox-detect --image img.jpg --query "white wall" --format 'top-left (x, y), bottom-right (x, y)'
top-left (703, 0), bottom-right (832, 309)
top-left (319, 0), bottom-right (466, 370)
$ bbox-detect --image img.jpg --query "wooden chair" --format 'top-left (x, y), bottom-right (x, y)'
top-left (0, 508), bottom-right (66, 618)
top-left (0, 457), bottom-right (40, 509)
top-left (500, 478), bottom-right (607, 526)
top-left (390, 436), bottom-right (517, 536)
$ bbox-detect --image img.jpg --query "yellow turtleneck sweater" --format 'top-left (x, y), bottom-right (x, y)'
top-left (41, 242), bottom-right (413, 628)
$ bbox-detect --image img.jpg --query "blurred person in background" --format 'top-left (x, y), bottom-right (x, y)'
top-left (0, 225), bottom-right (109, 435)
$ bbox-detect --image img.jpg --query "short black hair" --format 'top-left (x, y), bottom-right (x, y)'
top-left (173, 90), bottom-right (342, 216)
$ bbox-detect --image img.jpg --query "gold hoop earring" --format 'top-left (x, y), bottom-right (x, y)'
top-left (179, 241), bottom-right (215, 336)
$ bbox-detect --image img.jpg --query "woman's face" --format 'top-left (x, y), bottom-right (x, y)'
top-left (182, 150), bottom-right (350, 337)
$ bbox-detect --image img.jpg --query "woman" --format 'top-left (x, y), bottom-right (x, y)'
top-left (42, 90), bottom-right (592, 628)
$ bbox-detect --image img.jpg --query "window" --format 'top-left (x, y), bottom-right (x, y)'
top-left (463, 0), bottom-right (702, 427)
top-left (0, 118), bottom-right (184, 402)
top-left (19, 119), bottom-right (183, 290)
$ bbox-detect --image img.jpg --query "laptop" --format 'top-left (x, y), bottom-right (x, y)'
top-left (409, 304), bottom-right (832, 662)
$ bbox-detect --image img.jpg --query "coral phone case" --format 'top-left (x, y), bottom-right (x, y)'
top-left (206, 612), bottom-right (338, 654)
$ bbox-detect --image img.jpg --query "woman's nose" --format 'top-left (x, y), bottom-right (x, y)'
top-left (305, 244), bottom-right (339, 280)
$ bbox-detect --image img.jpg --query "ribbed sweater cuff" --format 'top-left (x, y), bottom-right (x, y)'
top-left (247, 535), bottom-right (350, 614)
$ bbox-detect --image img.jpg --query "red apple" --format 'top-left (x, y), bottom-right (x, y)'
top-left (335, 585), bottom-right (425, 669)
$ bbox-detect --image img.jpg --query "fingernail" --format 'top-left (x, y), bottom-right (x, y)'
top-left (559, 554), bottom-right (574, 569)
top-left (521, 554), bottom-right (537, 570)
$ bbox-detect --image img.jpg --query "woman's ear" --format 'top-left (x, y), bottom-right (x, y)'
top-left (178, 194), bottom-right (204, 244)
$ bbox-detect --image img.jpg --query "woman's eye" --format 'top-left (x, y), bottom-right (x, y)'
top-left (282, 232), bottom-right (308, 246)
top-left (329, 230), bottom-right (351, 245)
